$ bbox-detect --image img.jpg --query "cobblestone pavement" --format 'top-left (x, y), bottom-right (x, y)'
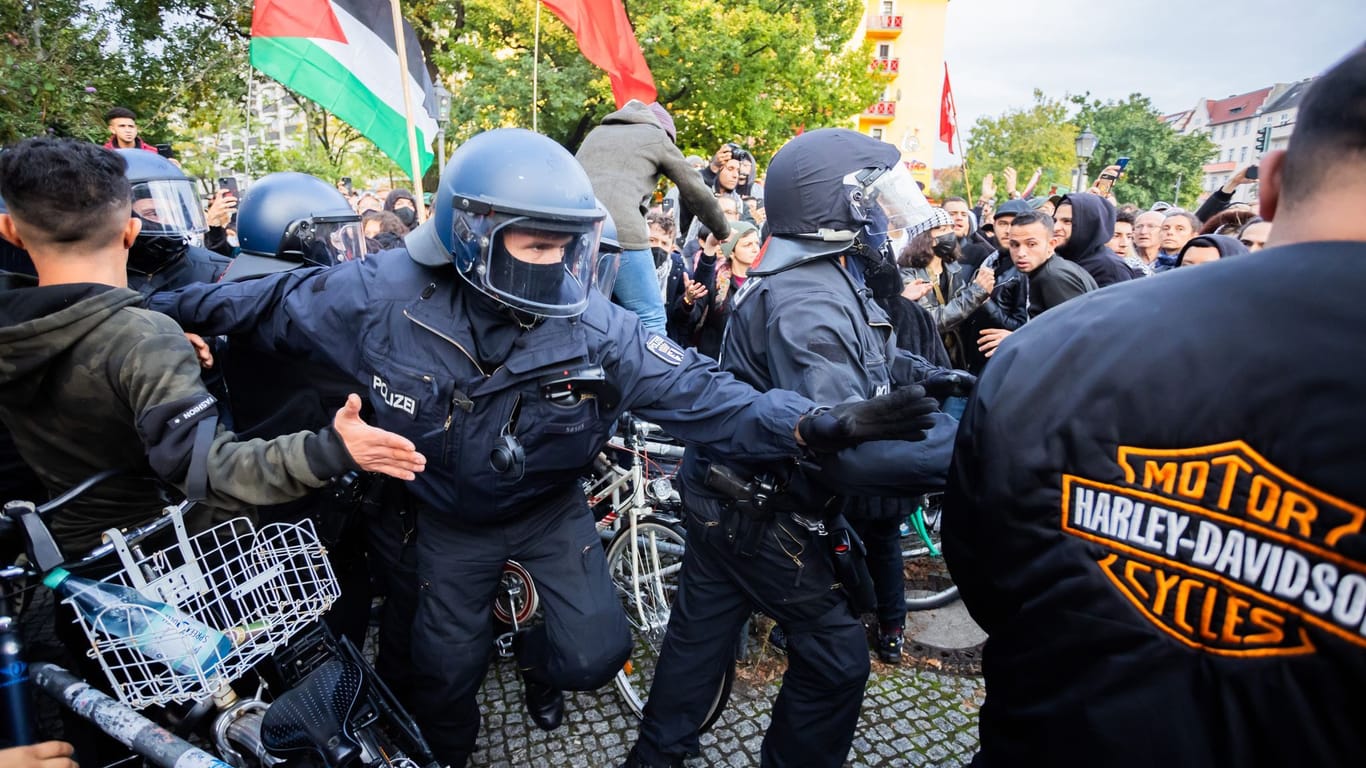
top-left (469, 653), bottom-right (985, 767)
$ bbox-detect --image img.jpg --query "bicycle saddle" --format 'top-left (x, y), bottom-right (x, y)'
top-left (261, 658), bottom-right (366, 767)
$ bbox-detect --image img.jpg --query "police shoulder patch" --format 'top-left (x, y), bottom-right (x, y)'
top-left (645, 334), bottom-right (685, 366)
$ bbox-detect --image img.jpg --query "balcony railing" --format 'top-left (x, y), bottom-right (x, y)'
top-left (867, 14), bottom-right (903, 35)
top-left (864, 101), bottom-right (897, 119)
top-left (871, 57), bottom-right (900, 74)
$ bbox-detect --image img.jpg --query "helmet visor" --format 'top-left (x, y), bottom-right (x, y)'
top-left (482, 216), bottom-right (603, 317)
top-left (593, 248), bottom-right (621, 298)
top-left (851, 163), bottom-right (934, 238)
top-left (311, 217), bottom-right (366, 265)
top-left (130, 179), bottom-right (207, 237)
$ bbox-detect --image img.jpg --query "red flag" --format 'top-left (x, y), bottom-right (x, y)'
top-left (541, 0), bottom-right (656, 108)
top-left (939, 63), bottom-right (957, 154)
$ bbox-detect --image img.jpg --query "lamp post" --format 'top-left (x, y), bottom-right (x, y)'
top-left (1075, 126), bottom-right (1098, 193)
top-left (433, 82), bottom-right (452, 171)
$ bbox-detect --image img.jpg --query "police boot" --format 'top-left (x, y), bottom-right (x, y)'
top-left (523, 678), bottom-right (564, 731)
top-left (876, 623), bottom-right (904, 665)
top-left (620, 746), bottom-right (685, 768)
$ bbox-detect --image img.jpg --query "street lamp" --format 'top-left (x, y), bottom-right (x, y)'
top-left (433, 82), bottom-right (452, 171)
top-left (1075, 126), bottom-right (1098, 193)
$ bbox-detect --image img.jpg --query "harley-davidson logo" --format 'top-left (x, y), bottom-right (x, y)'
top-left (1062, 441), bottom-right (1366, 657)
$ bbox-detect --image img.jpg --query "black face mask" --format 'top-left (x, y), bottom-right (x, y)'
top-left (650, 246), bottom-right (670, 267)
top-left (493, 242), bottom-right (566, 309)
top-left (850, 235), bottom-right (901, 299)
top-left (128, 215), bottom-right (188, 274)
top-left (932, 233), bottom-right (957, 259)
top-left (394, 207), bottom-right (417, 228)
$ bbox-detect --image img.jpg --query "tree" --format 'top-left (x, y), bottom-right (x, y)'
top-left (0, 0), bottom-right (248, 144)
top-left (414, 0), bottom-right (885, 162)
top-left (964, 90), bottom-right (1078, 199)
top-left (1070, 93), bottom-right (1216, 209)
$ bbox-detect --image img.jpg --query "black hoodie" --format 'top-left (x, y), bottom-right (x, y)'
top-left (1056, 194), bottom-right (1134, 287)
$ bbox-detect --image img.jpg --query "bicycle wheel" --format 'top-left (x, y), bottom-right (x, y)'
top-left (901, 494), bottom-right (959, 611)
top-left (607, 517), bottom-right (732, 732)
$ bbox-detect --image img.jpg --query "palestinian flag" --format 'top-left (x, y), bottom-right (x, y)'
top-left (250, 0), bottom-right (440, 178)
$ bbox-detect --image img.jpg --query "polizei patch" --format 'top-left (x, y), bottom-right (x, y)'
top-left (1061, 441), bottom-right (1366, 657)
top-left (371, 375), bottom-right (418, 418)
top-left (645, 334), bottom-right (685, 366)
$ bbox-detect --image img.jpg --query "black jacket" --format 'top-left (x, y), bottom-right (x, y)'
top-left (688, 256), bottom-right (958, 499)
top-left (944, 242), bottom-right (1366, 768)
top-left (1057, 194), bottom-right (1134, 287)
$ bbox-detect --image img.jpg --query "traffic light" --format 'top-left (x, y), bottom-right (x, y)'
top-left (1255, 126), bottom-right (1271, 153)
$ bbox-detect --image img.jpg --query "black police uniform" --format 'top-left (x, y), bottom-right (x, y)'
top-left (944, 243), bottom-right (1366, 767)
top-left (634, 250), bottom-right (958, 766)
top-left (148, 247), bottom-right (820, 767)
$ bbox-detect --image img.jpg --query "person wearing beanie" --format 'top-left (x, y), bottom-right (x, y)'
top-left (695, 220), bottom-right (759, 360)
top-left (575, 99), bottom-right (731, 333)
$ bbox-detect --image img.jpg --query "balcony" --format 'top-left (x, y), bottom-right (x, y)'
top-left (871, 57), bottom-right (900, 74)
top-left (867, 14), bottom-right (903, 37)
top-left (863, 101), bottom-right (897, 121)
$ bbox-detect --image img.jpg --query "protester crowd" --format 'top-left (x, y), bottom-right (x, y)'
top-left (1, 41), bottom-right (1363, 768)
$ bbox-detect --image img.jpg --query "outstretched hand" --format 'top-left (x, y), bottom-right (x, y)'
top-left (332, 394), bottom-right (427, 480)
top-left (0, 743), bottom-right (77, 768)
top-left (796, 386), bottom-right (940, 453)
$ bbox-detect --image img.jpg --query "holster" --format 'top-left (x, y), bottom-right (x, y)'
top-left (705, 463), bottom-right (778, 558)
top-left (826, 515), bottom-right (876, 615)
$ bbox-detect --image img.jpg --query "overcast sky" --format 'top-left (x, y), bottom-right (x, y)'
top-left (935, 0), bottom-right (1364, 162)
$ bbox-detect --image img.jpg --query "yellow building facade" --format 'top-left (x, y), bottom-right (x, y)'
top-left (853, 0), bottom-right (949, 189)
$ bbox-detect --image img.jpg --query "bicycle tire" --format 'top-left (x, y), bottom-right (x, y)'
top-left (606, 517), bottom-right (731, 733)
top-left (901, 495), bottom-right (960, 611)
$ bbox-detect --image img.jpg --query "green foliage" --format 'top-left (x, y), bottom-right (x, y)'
top-left (415, 0), bottom-right (884, 163)
top-left (1069, 93), bottom-right (1217, 209)
top-left (965, 90), bottom-right (1078, 198)
top-left (0, 0), bottom-right (248, 144)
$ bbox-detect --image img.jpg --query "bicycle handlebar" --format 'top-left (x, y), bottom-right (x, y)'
top-left (0, 469), bottom-right (183, 576)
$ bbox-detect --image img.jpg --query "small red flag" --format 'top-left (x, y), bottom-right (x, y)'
top-left (939, 63), bottom-right (957, 154)
top-left (541, 0), bottom-right (656, 108)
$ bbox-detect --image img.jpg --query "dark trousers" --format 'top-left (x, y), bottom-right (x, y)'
top-left (385, 491), bottom-right (631, 768)
top-left (853, 516), bottom-right (907, 628)
top-left (632, 495), bottom-right (870, 768)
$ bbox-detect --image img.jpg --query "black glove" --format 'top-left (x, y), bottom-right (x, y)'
top-left (921, 368), bottom-right (977, 399)
top-left (797, 386), bottom-right (939, 453)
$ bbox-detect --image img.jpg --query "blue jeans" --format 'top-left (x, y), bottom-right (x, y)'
top-left (611, 248), bottom-right (667, 333)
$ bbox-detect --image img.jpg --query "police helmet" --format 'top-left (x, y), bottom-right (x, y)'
top-left (592, 204), bottom-right (621, 298)
top-left (118, 149), bottom-right (207, 274)
top-left (414, 128), bottom-right (607, 318)
top-left (232, 172), bottom-right (363, 279)
top-left (754, 128), bottom-right (933, 276)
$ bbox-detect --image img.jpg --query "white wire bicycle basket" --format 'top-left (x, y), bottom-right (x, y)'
top-left (59, 506), bottom-right (339, 708)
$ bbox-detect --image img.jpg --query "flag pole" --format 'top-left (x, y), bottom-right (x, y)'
top-left (532, 1), bottom-right (542, 132)
top-left (389, 0), bottom-right (426, 221)
top-left (957, 125), bottom-right (973, 208)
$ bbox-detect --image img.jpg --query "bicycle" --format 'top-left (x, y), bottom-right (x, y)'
top-left (1, 471), bottom-right (437, 768)
top-left (899, 492), bottom-right (959, 611)
top-left (593, 416), bottom-right (733, 731)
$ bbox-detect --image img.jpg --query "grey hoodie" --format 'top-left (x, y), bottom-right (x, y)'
top-left (576, 100), bottom-right (730, 250)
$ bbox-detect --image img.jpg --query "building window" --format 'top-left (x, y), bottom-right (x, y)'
top-left (871, 128), bottom-right (884, 140)
top-left (881, 1), bottom-right (894, 14)
top-left (1240, 146), bottom-right (1248, 161)
top-left (1243, 121), bottom-right (1250, 135)
top-left (878, 43), bottom-right (891, 58)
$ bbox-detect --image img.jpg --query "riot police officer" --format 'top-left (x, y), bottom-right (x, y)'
top-left (628, 128), bottom-right (968, 768)
top-left (211, 172), bottom-right (377, 647)
top-left (147, 128), bottom-right (938, 767)
top-left (220, 171), bottom-right (365, 282)
top-left (118, 149), bottom-right (232, 295)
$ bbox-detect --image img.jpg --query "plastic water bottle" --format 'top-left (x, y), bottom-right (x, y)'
top-left (43, 567), bottom-right (233, 677)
